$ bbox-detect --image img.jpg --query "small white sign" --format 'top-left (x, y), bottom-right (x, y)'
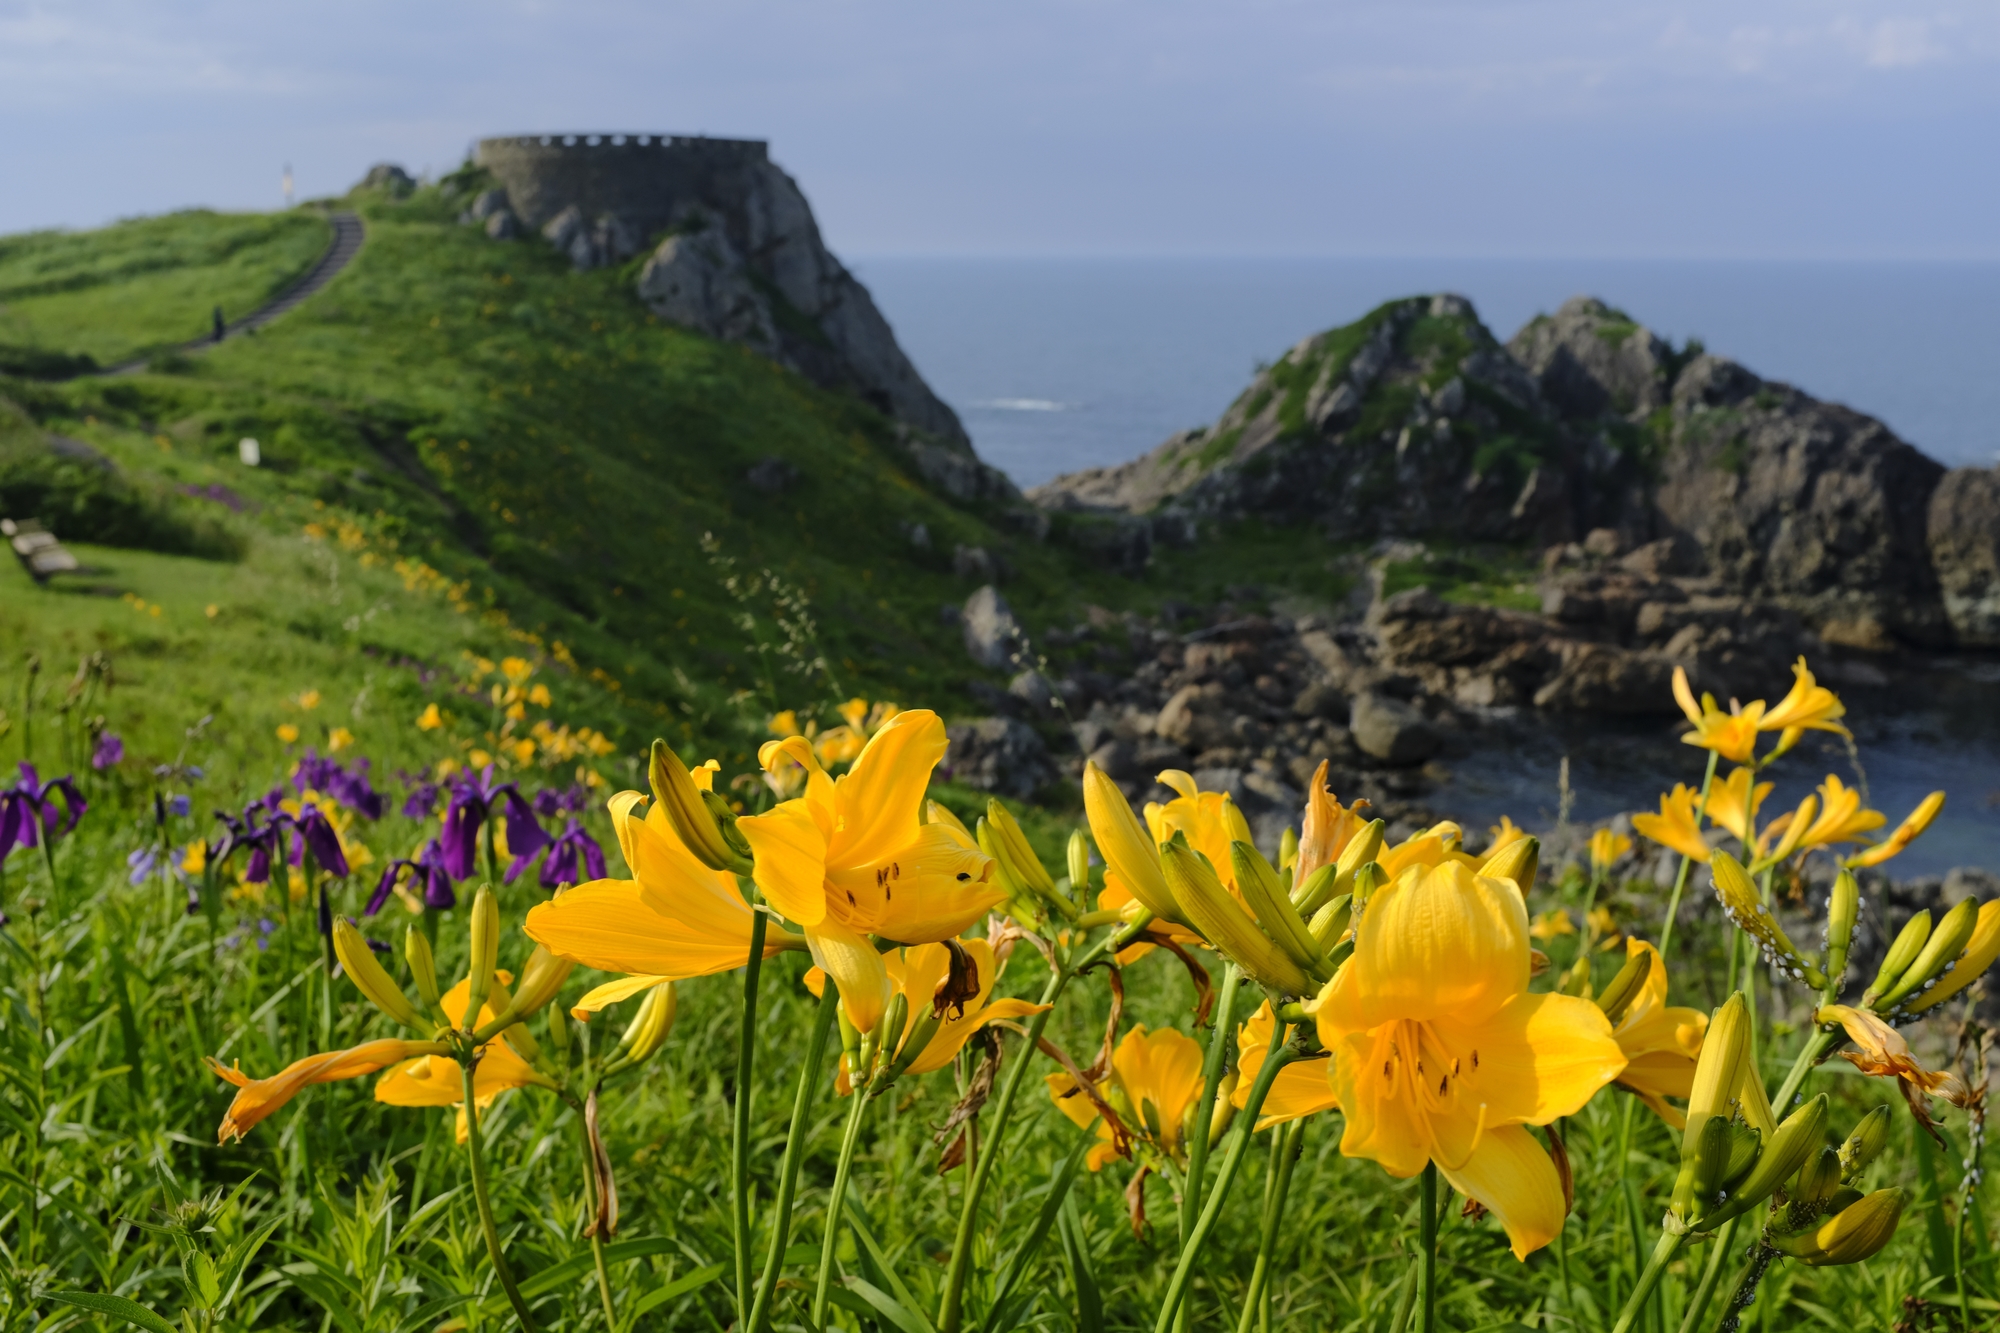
top-left (238, 438), bottom-right (261, 467)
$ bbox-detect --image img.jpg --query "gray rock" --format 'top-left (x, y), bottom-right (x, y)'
top-left (744, 456), bottom-right (798, 494)
top-left (1506, 296), bottom-right (1673, 420)
top-left (1349, 691), bottom-right (1440, 765)
top-left (1087, 738), bottom-right (1139, 780)
top-left (962, 585), bottom-right (1021, 670)
top-left (953, 545), bottom-right (1000, 582)
top-left (941, 718), bottom-right (1052, 800)
top-left (358, 163), bottom-right (416, 196)
top-left (1008, 669), bottom-right (1060, 717)
top-left (1292, 679), bottom-right (1347, 719)
top-left (1531, 642), bottom-right (1679, 713)
top-left (1929, 466), bottom-right (2000, 646)
top-left (542, 204), bottom-right (590, 261)
top-left (1155, 683), bottom-right (1236, 753)
top-left (636, 229), bottom-right (780, 353)
top-left (468, 188), bottom-right (510, 221)
top-left (483, 209), bottom-right (520, 240)
top-left (900, 520), bottom-right (931, 551)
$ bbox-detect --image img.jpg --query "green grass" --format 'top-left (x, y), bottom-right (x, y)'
top-left (0, 211), bottom-right (331, 365)
top-left (1379, 543), bottom-right (1542, 610)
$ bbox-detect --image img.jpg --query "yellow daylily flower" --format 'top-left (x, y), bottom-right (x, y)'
top-left (1587, 829), bottom-right (1632, 877)
top-left (1602, 940), bottom-right (1707, 1128)
top-left (1587, 906), bottom-right (1622, 950)
top-left (1845, 791), bottom-right (1946, 869)
top-left (1082, 761), bottom-right (1184, 925)
top-left (1293, 760), bottom-right (1373, 885)
top-left (1529, 909), bottom-right (1575, 941)
top-left (1146, 770), bottom-right (1253, 895)
top-left (525, 787), bottom-right (805, 1013)
top-left (738, 710), bottom-right (1005, 1035)
top-left (1314, 861), bottom-right (1626, 1259)
top-left (1791, 776), bottom-right (1887, 851)
top-left (275, 723), bottom-right (300, 745)
top-left (1757, 657), bottom-right (1849, 756)
top-left (1705, 767), bottom-right (1773, 848)
top-left (1234, 1000), bottom-right (1338, 1129)
top-left (1631, 784), bottom-right (1711, 864)
top-left (1672, 667), bottom-right (1763, 765)
top-left (770, 710), bottom-right (803, 738)
top-left (1047, 1024), bottom-right (1217, 1171)
top-left (1378, 824), bottom-right (1480, 879)
top-left (1486, 816), bottom-right (1528, 857)
top-left (811, 937), bottom-right (1049, 1092)
top-left (416, 703), bottom-right (444, 731)
top-left (206, 1039), bottom-right (446, 1141)
top-left (814, 698), bottom-right (902, 768)
top-left (1902, 900), bottom-right (2000, 1017)
top-left (1817, 1003), bottom-right (1974, 1132)
top-left (375, 971), bottom-right (551, 1141)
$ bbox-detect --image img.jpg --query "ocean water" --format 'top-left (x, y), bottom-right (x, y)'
top-left (853, 256), bottom-right (2000, 490)
top-left (857, 256), bottom-right (2000, 877)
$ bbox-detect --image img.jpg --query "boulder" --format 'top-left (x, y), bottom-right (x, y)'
top-left (1506, 296), bottom-right (1672, 420)
top-left (483, 210), bottom-right (520, 240)
top-left (1154, 683), bottom-right (1237, 753)
top-left (744, 457), bottom-right (798, 494)
top-left (358, 163), bottom-right (416, 196)
top-left (467, 188), bottom-right (510, 221)
top-left (1349, 691), bottom-right (1440, 765)
top-left (1530, 642), bottom-right (1679, 713)
top-left (941, 718), bottom-right (1052, 800)
top-left (1007, 669), bottom-right (1061, 717)
top-left (1928, 466), bottom-right (2000, 646)
top-left (961, 585), bottom-right (1021, 670)
top-left (636, 230), bottom-right (780, 353)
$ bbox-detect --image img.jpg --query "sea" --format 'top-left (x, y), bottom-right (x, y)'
top-left (856, 256), bottom-right (2000, 878)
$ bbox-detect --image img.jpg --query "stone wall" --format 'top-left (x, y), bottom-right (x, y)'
top-left (474, 134), bottom-right (770, 233)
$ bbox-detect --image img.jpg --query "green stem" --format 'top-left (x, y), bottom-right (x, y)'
top-left (1150, 1031), bottom-right (1300, 1333)
top-left (1769, 1028), bottom-right (1835, 1113)
top-left (1715, 1243), bottom-right (1774, 1333)
top-left (1387, 1257), bottom-right (1419, 1333)
top-left (460, 1052), bottom-right (538, 1332)
top-left (731, 906), bottom-right (769, 1324)
top-left (574, 1115), bottom-right (618, 1333)
top-left (1676, 1216), bottom-right (1739, 1333)
top-left (1657, 749), bottom-right (1720, 965)
top-left (1609, 1231), bottom-right (1684, 1333)
top-left (936, 918), bottom-right (1143, 1333)
top-left (1235, 1118), bottom-right (1304, 1333)
top-left (1418, 1161), bottom-right (1438, 1333)
top-left (1175, 964), bottom-right (1245, 1333)
top-left (745, 983), bottom-right (838, 1333)
top-left (810, 1078), bottom-right (873, 1330)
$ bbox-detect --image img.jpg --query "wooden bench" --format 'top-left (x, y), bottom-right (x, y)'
top-left (2, 518), bottom-right (81, 583)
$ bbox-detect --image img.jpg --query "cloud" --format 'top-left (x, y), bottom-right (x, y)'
top-left (1838, 17), bottom-right (1946, 68)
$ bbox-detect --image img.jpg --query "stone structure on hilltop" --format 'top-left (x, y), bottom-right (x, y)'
top-left (1032, 293), bottom-right (2000, 650)
top-left (461, 132), bottom-right (978, 463)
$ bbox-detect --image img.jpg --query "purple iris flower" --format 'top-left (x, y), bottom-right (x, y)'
top-left (293, 751), bottom-right (384, 820)
top-left (92, 733), bottom-right (124, 770)
top-left (169, 794), bottom-right (191, 818)
top-left (127, 845), bottom-right (161, 886)
top-left (439, 766), bottom-right (551, 882)
top-left (533, 784), bottom-right (588, 819)
top-left (401, 779), bottom-right (441, 820)
top-left (539, 819), bottom-right (607, 890)
top-left (287, 803), bottom-right (351, 879)
top-left (0, 763), bottom-right (88, 858)
top-left (367, 838), bottom-right (457, 914)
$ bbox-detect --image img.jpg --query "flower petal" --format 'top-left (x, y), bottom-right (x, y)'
top-left (1434, 991), bottom-right (1627, 1129)
top-left (569, 973), bottom-right (673, 1018)
top-left (807, 916), bottom-right (891, 1035)
top-left (525, 878), bottom-right (774, 980)
top-left (1436, 1124), bottom-right (1567, 1260)
top-left (829, 709), bottom-right (947, 869)
top-left (739, 798), bottom-right (831, 928)
top-left (1325, 1024), bottom-right (1435, 1179)
top-left (1326, 862), bottom-right (1530, 1029)
top-left (825, 822), bottom-right (1005, 943)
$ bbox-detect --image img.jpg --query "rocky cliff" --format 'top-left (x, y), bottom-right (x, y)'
top-left (458, 134), bottom-right (978, 459)
top-left (1033, 294), bottom-right (1999, 649)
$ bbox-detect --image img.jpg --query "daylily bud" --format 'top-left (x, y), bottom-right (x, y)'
top-left (1792, 1146), bottom-right (1844, 1216)
top-left (1160, 835), bottom-right (1312, 995)
top-left (1594, 946), bottom-right (1652, 1026)
top-left (1771, 1188), bottom-right (1906, 1266)
top-left (1711, 851), bottom-right (1825, 989)
top-left (506, 944), bottom-right (575, 1021)
top-left (1066, 829), bottom-right (1092, 896)
top-left (1291, 862), bottom-right (1339, 915)
top-left (1479, 835), bottom-right (1540, 896)
top-left (1351, 861), bottom-right (1383, 908)
top-left (1673, 993), bottom-right (1750, 1222)
top-left (1903, 900), bottom-right (2000, 1017)
top-left (1082, 762), bottom-right (1181, 923)
top-left (1205, 1070), bottom-right (1239, 1147)
top-left (1876, 897), bottom-right (1978, 1010)
top-left (878, 1003), bottom-right (942, 1092)
top-left (332, 918), bottom-right (426, 1029)
top-left (1839, 1105), bottom-right (1892, 1180)
top-left (1687, 1114), bottom-right (1734, 1212)
top-left (986, 800), bottom-right (1057, 898)
top-left (1308, 893), bottom-right (1352, 953)
top-left (465, 884), bottom-right (500, 1027)
top-left (876, 990), bottom-right (911, 1074)
top-left (1334, 820), bottom-right (1386, 903)
top-left (405, 926), bottom-right (443, 1014)
top-left (1703, 1093), bottom-right (1829, 1228)
top-left (651, 739), bottom-right (753, 875)
top-left (612, 980), bottom-right (677, 1067)
top-left (1720, 1119), bottom-right (1764, 1194)
top-left (1230, 841), bottom-right (1329, 981)
top-left (547, 1002), bottom-right (571, 1059)
top-left (1277, 826), bottom-right (1299, 872)
top-left (1825, 869), bottom-right (1860, 988)
top-left (1865, 910), bottom-right (1932, 1006)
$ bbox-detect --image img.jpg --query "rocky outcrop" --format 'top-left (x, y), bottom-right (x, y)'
top-left (470, 134), bottom-right (971, 452)
top-left (1034, 290), bottom-right (1989, 649)
top-left (1929, 466), bottom-right (2000, 646)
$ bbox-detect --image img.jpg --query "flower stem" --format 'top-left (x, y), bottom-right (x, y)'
top-left (460, 1053), bottom-right (538, 1332)
top-left (1609, 1231), bottom-right (1683, 1333)
top-left (1418, 1160), bottom-right (1438, 1333)
top-left (1715, 1242), bottom-right (1775, 1333)
top-left (731, 906), bottom-right (769, 1324)
top-left (1234, 1117), bottom-right (1304, 1333)
top-left (936, 918), bottom-right (1143, 1333)
top-left (1676, 1216), bottom-right (1738, 1333)
top-left (1657, 749), bottom-right (1720, 965)
top-left (1150, 1032), bottom-right (1300, 1333)
top-left (573, 1115), bottom-right (618, 1332)
top-left (1174, 964), bottom-right (1245, 1333)
top-left (810, 1076), bottom-right (873, 1330)
top-left (745, 982), bottom-right (838, 1333)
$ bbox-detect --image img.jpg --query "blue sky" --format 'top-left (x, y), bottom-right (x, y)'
top-left (2, 0), bottom-right (1995, 258)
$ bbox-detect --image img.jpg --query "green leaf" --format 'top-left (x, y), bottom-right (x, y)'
top-left (844, 1207), bottom-right (930, 1330)
top-left (43, 1291), bottom-right (179, 1333)
top-left (981, 1126), bottom-right (1090, 1333)
top-left (185, 1252), bottom-right (221, 1308)
top-left (475, 1235), bottom-right (683, 1316)
top-left (627, 1263), bottom-right (723, 1320)
top-left (215, 1217), bottom-right (284, 1308)
top-left (1058, 1197), bottom-right (1102, 1333)
top-left (843, 1278), bottom-right (935, 1333)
